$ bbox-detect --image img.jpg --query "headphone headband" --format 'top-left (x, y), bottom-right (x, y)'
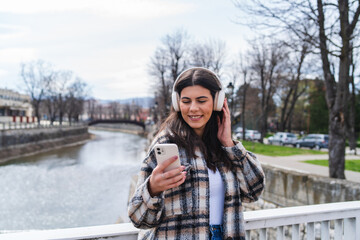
top-left (172, 67), bottom-right (223, 92)
top-left (171, 67), bottom-right (225, 112)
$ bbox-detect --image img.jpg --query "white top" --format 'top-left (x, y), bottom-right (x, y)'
top-left (208, 168), bottom-right (225, 225)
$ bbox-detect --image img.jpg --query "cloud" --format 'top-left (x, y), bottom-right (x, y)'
top-left (0, 24), bottom-right (30, 40)
top-left (0, 0), bottom-right (194, 19)
top-left (0, 48), bottom-right (37, 64)
top-left (0, 69), bottom-right (8, 77)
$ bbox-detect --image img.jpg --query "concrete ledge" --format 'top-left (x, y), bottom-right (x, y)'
top-left (89, 124), bottom-right (147, 137)
top-left (260, 163), bottom-right (360, 207)
top-left (0, 126), bottom-right (91, 163)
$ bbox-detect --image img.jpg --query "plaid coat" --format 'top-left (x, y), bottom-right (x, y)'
top-left (128, 133), bottom-right (265, 240)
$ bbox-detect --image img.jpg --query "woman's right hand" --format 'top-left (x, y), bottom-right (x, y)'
top-left (148, 156), bottom-right (187, 197)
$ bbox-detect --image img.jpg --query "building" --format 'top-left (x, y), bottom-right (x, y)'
top-left (0, 88), bottom-right (34, 123)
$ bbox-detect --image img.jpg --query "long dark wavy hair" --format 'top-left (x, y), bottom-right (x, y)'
top-left (158, 68), bottom-right (234, 172)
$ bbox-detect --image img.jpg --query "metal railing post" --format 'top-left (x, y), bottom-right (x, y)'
top-left (344, 218), bottom-right (356, 240)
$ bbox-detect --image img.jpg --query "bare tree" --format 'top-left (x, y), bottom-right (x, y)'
top-left (228, 53), bottom-right (253, 139)
top-left (237, 85), bottom-right (262, 131)
top-left (66, 78), bottom-right (88, 124)
top-left (87, 98), bottom-right (97, 120)
top-left (20, 60), bottom-right (53, 124)
top-left (237, 54), bottom-right (253, 140)
top-left (278, 42), bottom-right (310, 132)
top-left (43, 72), bottom-right (57, 124)
top-left (250, 41), bottom-right (285, 142)
top-left (123, 104), bottom-right (131, 120)
top-left (95, 104), bottom-right (103, 120)
top-left (43, 94), bottom-right (57, 124)
top-left (43, 70), bottom-right (73, 125)
top-left (149, 47), bottom-right (170, 120)
top-left (56, 71), bottom-right (72, 124)
top-left (109, 101), bottom-right (120, 119)
top-left (191, 38), bottom-right (228, 76)
top-left (234, 0), bottom-right (360, 179)
top-left (163, 29), bottom-right (190, 83)
top-left (148, 29), bottom-right (190, 121)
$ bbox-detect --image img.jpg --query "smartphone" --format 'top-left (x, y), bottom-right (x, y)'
top-left (154, 143), bottom-right (181, 172)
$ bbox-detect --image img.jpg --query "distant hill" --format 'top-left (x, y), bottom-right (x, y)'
top-left (98, 97), bottom-right (155, 108)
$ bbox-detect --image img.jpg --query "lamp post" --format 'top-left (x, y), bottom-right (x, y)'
top-left (153, 101), bottom-right (158, 124)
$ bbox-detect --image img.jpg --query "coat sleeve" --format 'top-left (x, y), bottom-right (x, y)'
top-left (127, 147), bottom-right (165, 229)
top-left (223, 141), bottom-right (265, 203)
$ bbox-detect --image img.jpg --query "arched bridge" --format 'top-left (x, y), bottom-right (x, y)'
top-left (87, 119), bottom-right (145, 130)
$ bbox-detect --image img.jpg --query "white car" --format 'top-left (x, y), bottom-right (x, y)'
top-left (245, 130), bottom-right (261, 141)
top-left (235, 129), bottom-right (261, 141)
top-left (234, 127), bottom-right (246, 134)
top-left (234, 127), bottom-right (245, 138)
top-left (268, 132), bottom-right (297, 146)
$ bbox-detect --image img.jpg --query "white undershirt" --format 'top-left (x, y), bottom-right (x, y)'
top-left (207, 168), bottom-right (225, 225)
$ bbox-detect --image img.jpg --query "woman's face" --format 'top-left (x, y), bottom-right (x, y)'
top-left (179, 85), bottom-right (214, 137)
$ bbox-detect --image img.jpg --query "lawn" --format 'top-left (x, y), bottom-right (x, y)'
top-left (241, 140), bottom-right (326, 156)
top-left (303, 160), bottom-right (360, 172)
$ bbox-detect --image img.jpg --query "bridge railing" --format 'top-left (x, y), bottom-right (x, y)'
top-left (245, 201), bottom-right (359, 239)
top-left (1, 201), bottom-right (359, 240)
top-left (87, 119), bottom-right (145, 129)
top-left (0, 120), bottom-right (84, 130)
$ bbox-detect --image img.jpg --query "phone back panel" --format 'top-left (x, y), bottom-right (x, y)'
top-left (154, 144), bottom-right (180, 172)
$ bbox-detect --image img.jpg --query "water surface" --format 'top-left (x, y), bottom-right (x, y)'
top-left (0, 129), bottom-right (147, 231)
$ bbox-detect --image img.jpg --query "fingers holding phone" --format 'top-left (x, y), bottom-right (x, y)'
top-left (149, 144), bottom-right (187, 197)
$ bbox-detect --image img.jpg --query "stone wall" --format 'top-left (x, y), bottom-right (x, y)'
top-left (244, 163), bottom-right (360, 211)
top-left (89, 123), bottom-right (146, 136)
top-left (0, 126), bottom-right (90, 163)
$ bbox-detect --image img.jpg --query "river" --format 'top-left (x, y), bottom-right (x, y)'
top-left (0, 129), bottom-right (148, 232)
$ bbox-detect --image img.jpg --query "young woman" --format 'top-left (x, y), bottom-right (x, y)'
top-left (128, 67), bottom-right (265, 240)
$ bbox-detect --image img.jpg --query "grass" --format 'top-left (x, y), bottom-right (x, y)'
top-left (303, 160), bottom-right (360, 172)
top-left (241, 140), bottom-right (326, 156)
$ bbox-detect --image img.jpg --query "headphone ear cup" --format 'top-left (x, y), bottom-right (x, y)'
top-left (214, 89), bottom-right (225, 111)
top-left (172, 92), bottom-right (180, 111)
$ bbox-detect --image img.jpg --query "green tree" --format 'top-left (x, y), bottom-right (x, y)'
top-left (356, 91), bottom-right (360, 135)
top-left (308, 80), bottom-right (328, 134)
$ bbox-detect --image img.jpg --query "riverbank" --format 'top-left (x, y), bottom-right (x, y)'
top-left (89, 123), bottom-right (148, 137)
top-left (0, 126), bottom-right (91, 164)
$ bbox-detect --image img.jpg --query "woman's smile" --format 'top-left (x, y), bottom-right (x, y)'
top-left (188, 115), bottom-right (203, 121)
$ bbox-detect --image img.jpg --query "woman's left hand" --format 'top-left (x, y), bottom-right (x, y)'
top-left (217, 98), bottom-right (235, 147)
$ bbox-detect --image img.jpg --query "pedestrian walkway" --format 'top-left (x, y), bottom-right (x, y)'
top-left (257, 153), bottom-right (360, 183)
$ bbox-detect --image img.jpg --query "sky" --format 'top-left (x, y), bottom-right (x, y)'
top-left (0, 0), bottom-right (251, 100)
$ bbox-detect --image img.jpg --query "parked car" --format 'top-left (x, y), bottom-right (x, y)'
top-left (295, 134), bottom-right (329, 150)
top-left (235, 129), bottom-right (261, 141)
top-left (234, 127), bottom-right (245, 139)
top-left (245, 130), bottom-right (261, 141)
top-left (268, 132), bottom-right (297, 146)
top-left (234, 127), bottom-right (246, 134)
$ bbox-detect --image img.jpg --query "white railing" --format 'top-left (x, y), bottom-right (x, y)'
top-left (0, 121), bottom-right (84, 130)
top-left (245, 201), bottom-right (360, 240)
top-left (1, 201), bottom-right (359, 240)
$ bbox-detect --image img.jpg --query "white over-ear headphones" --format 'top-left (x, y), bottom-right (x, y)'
top-left (171, 67), bottom-right (225, 112)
